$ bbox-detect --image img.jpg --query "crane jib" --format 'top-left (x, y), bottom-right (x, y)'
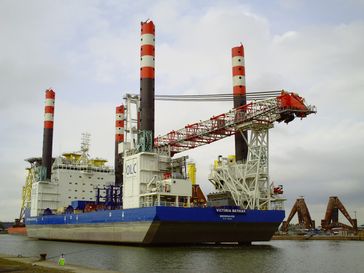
top-left (154, 91), bottom-right (316, 155)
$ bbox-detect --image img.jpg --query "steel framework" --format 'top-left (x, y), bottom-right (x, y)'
top-left (208, 126), bottom-right (272, 209)
top-left (281, 197), bottom-right (315, 232)
top-left (154, 91), bottom-right (316, 155)
top-left (154, 91), bottom-right (315, 209)
top-left (121, 91), bottom-right (315, 209)
top-left (123, 94), bottom-right (140, 156)
top-left (321, 196), bottom-right (358, 231)
top-left (19, 158), bottom-right (42, 221)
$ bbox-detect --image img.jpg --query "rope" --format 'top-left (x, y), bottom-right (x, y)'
top-left (16, 247), bottom-right (96, 262)
top-left (45, 248), bottom-right (95, 260)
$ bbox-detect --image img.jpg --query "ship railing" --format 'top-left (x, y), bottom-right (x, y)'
top-left (141, 200), bottom-right (185, 208)
top-left (158, 201), bottom-right (185, 207)
top-left (53, 163), bottom-right (112, 173)
top-left (270, 200), bottom-right (285, 210)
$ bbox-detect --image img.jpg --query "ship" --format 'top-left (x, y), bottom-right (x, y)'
top-left (7, 219), bottom-right (27, 235)
top-left (24, 20), bottom-right (315, 245)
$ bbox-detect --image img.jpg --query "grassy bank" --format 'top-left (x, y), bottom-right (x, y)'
top-left (0, 255), bottom-right (121, 273)
top-left (0, 257), bottom-right (71, 273)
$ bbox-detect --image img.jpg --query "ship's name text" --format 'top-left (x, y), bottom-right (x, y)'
top-left (215, 208), bottom-right (246, 214)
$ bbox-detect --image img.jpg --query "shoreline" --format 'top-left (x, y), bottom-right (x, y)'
top-left (0, 254), bottom-right (121, 273)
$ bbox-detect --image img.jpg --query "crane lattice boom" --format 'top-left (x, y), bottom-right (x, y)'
top-left (155, 91), bottom-right (316, 155)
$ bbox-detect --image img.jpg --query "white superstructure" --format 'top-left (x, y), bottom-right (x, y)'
top-left (30, 135), bottom-right (114, 216)
top-left (122, 152), bottom-right (192, 209)
top-left (121, 95), bottom-right (192, 209)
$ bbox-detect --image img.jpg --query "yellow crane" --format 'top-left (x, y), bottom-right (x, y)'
top-left (18, 158), bottom-right (42, 222)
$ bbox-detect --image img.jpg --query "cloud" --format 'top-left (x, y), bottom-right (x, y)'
top-left (0, 0), bottom-right (363, 226)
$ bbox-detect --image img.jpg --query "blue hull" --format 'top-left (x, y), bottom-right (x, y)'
top-left (25, 207), bottom-right (285, 244)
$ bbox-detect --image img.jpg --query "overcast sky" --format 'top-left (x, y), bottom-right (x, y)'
top-left (1, 0), bottom-right (363, 225)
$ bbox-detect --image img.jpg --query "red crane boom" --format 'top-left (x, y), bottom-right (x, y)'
top-left (154, 91), bottom-right (316, 155)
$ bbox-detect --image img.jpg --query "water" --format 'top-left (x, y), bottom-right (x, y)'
top-left (0, 235), bottom-right (362, 273)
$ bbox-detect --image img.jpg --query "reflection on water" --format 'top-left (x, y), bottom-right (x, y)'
top-left (0, 235), bottom-right (363, 273)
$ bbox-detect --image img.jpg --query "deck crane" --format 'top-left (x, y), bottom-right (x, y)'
top-left (153, 91), bottom-right (316, 210)
top-left (120, 24), bottom-right (316, 211)
top-left (155, 91), bottom-right (315, 155)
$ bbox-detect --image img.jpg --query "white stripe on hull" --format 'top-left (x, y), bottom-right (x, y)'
top-left (27, 221), bottom-right (153, 243)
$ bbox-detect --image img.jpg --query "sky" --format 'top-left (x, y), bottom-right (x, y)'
top-left (1, 0), bottom-right (363, 225)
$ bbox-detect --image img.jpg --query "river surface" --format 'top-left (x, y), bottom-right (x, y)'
top-left (0, 235), bottom-right (362, 273)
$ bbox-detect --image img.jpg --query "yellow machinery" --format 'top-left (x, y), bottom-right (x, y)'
top-left (187, 162), bottom-right (196, 185)
top-left (227, 155), bottom-right (236, 164)
top-left (187, 162), bottom-right (207, 206)
top-left (90, 158), bottom-right (107, 167)
top-left (19, 160), bottom-right (39, 221)
top-left (214, 155), bottom-right (236, 170)
top-left (62, 152), bottom-right (81, 162)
